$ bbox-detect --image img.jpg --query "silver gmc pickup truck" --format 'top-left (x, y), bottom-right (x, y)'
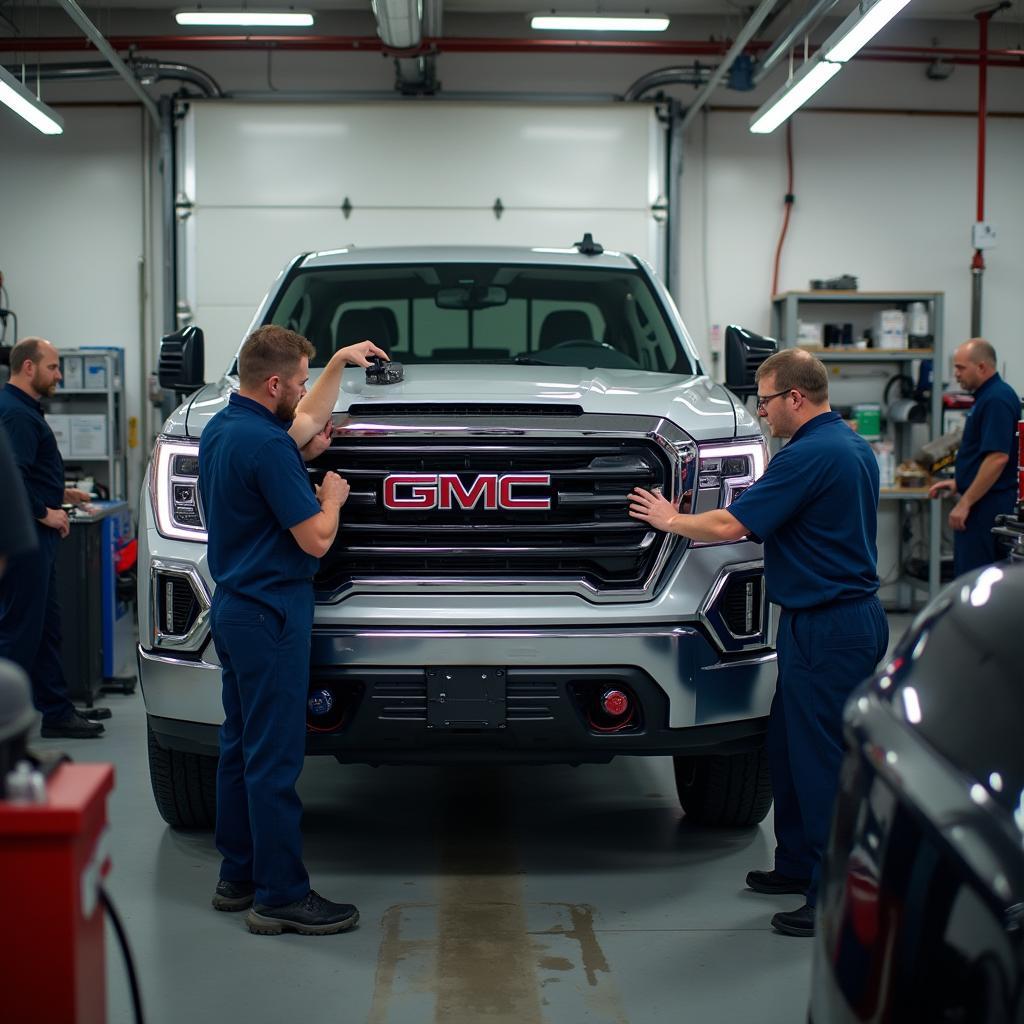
top-left (140, 240), bottom-right (777, 830)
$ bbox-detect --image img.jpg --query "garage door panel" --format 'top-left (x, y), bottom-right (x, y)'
top-left (192, 207), bottom-right (658, 308)
top-left (188, 102), bottom-right (660, 210)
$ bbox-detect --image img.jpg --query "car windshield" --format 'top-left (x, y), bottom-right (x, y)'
top-left (262, 262), bottom-right (694, 374)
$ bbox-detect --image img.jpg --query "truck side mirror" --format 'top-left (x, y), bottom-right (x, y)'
top-left (725, 325), bottom-right (777, 397)
top-left (158, 326), bottom-right (206, 396)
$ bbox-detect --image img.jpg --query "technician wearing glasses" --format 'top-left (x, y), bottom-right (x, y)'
top-left (629, 348), bottom-right (888, 938)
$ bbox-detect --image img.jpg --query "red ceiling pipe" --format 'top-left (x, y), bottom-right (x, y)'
top-left (970, 8), bottom-right (999, 335)
top-left (6, 34), bottom-right (1022, 60)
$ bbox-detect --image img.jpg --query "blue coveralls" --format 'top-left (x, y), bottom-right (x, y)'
top-left (0, 383), bottom-right (76, 726)
top-left (953, 373), bottom-right (1020, 577)
top-left (729, 412), bottom-right (889, 908)
top-left (199, 393), bottom-right (321, 907)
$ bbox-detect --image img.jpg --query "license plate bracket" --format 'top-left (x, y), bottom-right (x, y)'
top-left (426, 667), bottom-right (506, 730)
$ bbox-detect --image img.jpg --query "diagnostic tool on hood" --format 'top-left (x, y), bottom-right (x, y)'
top-left (365, 356), bottom-right (403, 385)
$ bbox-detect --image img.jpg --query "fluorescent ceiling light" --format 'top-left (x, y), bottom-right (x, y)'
top-left (823, 0), bottom-right (914, 62)
top-left (749, 58), bottom-right (841, 134)
top-left (174, 9), bottom-right (314, 26)
top-left (530, 13), bottom-right (670, 32)
top-left (0, 65), bottom-right (63, 135)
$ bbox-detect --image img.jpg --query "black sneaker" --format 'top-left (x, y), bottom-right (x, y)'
top-left (41, 710), bottom-right (104, 739)
top-left (212, 879), bottom-right (255, 912)
top-left (246, 890), bottom-right (359, 936)
top-left (746, 868), bottom-right (811, 896)
top-left (771, 904), bottom-right (816, 937)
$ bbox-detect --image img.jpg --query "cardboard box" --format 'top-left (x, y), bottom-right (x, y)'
top-left (796, 321), bottom-right (822, 348)
top-left (875, 309), bottom-right (907, 350)
top-left (47, 414), bottom-right (72, 458)
top-left (69, 415), bottom-right (107, 457)
top-left (60, 355), bottom-right (83, 390)
top-left (83, 356), bottom-right (108, 390)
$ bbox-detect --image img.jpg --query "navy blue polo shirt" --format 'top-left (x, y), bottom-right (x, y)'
top-left (198, 393), bottom-right (321, 608)
top-left (955, 373), bottom-right (1020, 495)
top-left (728, 412), bottom-right (880, 610)
top-left (0, 382), bottom-right (64, 521)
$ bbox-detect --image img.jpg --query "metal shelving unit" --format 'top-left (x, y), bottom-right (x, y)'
top-left (51, 348), bottom-right (128, 500)
top-left (771, 292), bottom-right (945, 605)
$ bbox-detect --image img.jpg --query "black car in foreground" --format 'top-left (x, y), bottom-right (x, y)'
top-left (811, 560), bottom-right (1024, 1024)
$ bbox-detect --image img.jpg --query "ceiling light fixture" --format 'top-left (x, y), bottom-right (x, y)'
top-left (822, 0), bottom-right (914, 63)
top-left (530, 13), bottom-right (670, 32)
top-left (748, 57), bottom-right (841, 134)
top-left (174, 8), bottom-right (315, 26)
top-left (0, 65), bottom-right (64, 135)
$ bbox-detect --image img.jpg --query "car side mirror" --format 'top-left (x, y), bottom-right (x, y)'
top-left (725, 325), bottom-right (777, 397)
top-left (158, 326), bottom-right (206, 396)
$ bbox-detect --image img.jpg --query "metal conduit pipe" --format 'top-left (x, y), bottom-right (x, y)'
top-left (372, 0), bottom-right (438, 94)
top-left (752, 0), bottom-right (841, 84)
top-left (623, 66), bottom-right (713, 101)
top-left (0, 58), bottom-right (222, 97)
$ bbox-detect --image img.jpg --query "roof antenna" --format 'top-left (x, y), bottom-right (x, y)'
top-left (574, 233), bottom-right (604, 256)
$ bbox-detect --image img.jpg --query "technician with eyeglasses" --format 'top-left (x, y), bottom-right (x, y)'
top-left (629, 348), bottom-right (888, 938)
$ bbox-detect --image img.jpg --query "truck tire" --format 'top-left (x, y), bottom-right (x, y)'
top-left (673, 746), bottom-right (772, 827)
top-left (147, 722), bottom-right (218, 829)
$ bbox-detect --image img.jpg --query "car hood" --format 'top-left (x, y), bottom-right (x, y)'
top-left (172, 364), bottom-right (756, 442)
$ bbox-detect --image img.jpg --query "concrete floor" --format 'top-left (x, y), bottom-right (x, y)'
top-left (31, 614), bottom-right (913, 1024)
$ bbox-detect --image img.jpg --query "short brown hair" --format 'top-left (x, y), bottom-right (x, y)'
top-left (755, 348), bottom-right (829, 404)
top-left (8, 337), bottom-right (48, 376)
top-left (238, 325), bottom-right (315, 389)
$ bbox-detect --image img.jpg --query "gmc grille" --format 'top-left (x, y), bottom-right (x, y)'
top-left (314, 435), bottom-right (675, 594)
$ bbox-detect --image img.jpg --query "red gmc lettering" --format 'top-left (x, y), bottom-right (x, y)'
top-left (383, 473), bottom-right (551, 511)
top-left (383, 475), bottom-right (438, 509)
top-left (499, 474), bottom-right (552, 509)
top-left (439, 475), bottom-right (497, 510)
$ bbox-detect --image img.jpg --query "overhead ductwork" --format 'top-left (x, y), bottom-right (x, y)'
top-left (372, 0), bottom-right (441, 94)
top-left (1, 58), bottom-right (223, 98)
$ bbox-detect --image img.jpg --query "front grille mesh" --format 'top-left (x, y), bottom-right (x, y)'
top-left (314, 435), bottom-right (673, 593)
top-left (720, 575), bottom-right (764, 637)
top-left (158, 574), bottom-right (200, 636)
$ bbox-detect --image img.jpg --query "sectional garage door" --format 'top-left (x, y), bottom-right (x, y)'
top-left (176, 101), bottom-right (667, 376)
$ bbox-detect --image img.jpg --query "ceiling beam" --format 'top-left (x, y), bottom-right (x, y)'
top-left (53, 0), bottom-right (160, 123)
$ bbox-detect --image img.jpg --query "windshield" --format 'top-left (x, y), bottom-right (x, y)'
top-left (263, 262), bottom-right (695, 374)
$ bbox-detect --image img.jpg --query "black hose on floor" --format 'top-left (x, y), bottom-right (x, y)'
top-left (100, 886), bottom-right (146, 1024)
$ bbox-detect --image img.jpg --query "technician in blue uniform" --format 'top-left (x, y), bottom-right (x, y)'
top-left (200, 324), bottom-right (386, 936)
top-left (929, 338), bottom-right (1020, 576)
top-left (630, 348), bottom-right (888, 938)
top-left (0, 337), bottom-right (102, 738)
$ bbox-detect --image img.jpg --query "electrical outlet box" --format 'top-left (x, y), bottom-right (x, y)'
top-left (972, 222), bottom-right (998, 250)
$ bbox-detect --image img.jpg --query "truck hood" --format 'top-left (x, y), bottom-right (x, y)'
top-left (172, 364), bottom-right (757, 442)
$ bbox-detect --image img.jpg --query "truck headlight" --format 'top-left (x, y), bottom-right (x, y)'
top-left (150, 437), bottom-right (208, 542)
top-left (691, 438), bottom-right (767, 545)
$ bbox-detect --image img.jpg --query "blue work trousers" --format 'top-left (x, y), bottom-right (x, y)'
top-left (211, 585), bottom-right (314, 907)
top-left (769, 595), bottom-right (888, 908)
top-left (953, 488), bottom-right (1016, 578)
top-left (0, 524), bottom-right (75, 725)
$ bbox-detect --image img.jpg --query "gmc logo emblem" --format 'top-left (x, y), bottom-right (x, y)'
top-left (383, 473), bottom-right (552, 511)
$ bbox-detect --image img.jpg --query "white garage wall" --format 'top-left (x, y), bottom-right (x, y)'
top-left (178, 102), bottom-right (666, 376)
top-left (1, 49), bottom-right (1021, 522)
top-left (679, 110), bottom-right (1024, 391)
top-left (0, 106), bottom-right (149, 507)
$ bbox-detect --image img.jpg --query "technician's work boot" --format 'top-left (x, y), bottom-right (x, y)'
top-left (212, 879), bottom-right (255, 912)
top-left (745, 868), bottom-right (811, 896)
top-left (771, 904), bottom-right (816, 937)
top-left (246, 890), bottom-right (359, 936)
top-left (40, 710), bottom-right (104, 739)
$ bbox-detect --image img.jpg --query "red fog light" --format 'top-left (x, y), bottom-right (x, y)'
top-left (601, 689), bottom-right (630, 717)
